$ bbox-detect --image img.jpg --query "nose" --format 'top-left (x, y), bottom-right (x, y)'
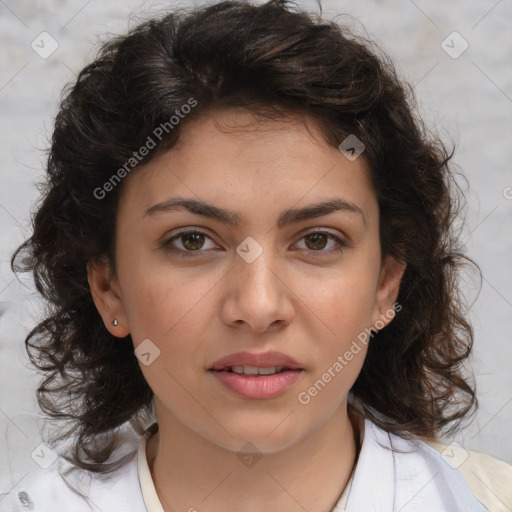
top-left (220, 244), bottom-right (295, 334)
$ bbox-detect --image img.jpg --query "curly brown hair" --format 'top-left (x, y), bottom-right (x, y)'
top-left (11, 0), bottom-right (481, 475)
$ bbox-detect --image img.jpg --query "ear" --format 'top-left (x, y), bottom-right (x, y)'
top-left (371, 255), bottom-right (406, 330)
top-left (87, 257), bottom-right (130, 338)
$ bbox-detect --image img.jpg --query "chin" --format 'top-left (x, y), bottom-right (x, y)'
top-left (204, 411), bottom-right (308, 454)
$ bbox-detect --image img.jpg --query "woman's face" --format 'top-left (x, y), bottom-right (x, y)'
top-left (89, 109), bottom-right (405, 453)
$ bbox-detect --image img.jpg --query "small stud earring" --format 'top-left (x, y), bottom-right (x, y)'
top-left (112, 319), bottom-right (118, 326)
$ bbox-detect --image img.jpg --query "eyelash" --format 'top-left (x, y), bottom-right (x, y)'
top-left (161, 229), bottom-right (348, 258)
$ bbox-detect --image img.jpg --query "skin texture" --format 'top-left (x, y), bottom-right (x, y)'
top-left (88, 109), bottom-right (406, 512)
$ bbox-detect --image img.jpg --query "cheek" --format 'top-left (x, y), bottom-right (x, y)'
top-left (119, 261), bottom-right (218, 354)
top-left (303, 263), bottom-right (378, 384)
top-left (122, 274), bottom-right (212, 402)
top-left (307, 267), bottom-right (379, 333)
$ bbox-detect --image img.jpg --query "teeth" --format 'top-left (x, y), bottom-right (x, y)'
top-left (229, 365), bottom-right (285, 375)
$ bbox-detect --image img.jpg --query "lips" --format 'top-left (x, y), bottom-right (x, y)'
top-left (209, 350), bottom-right (304, 372)
top-left (209, 351), bottom-right (304, 399)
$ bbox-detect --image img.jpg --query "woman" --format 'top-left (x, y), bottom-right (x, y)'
top-left (3, 0), bottom-right (511, 510)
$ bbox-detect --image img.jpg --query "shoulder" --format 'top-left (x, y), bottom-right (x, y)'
top-left (423, 437), bottom-right (512, 512)
top-left (345, 417), bottom-right (493, 511)
top-left (0, 464), bottom-right (93, 512)
top-left (0, 451), bottom-right (146, 512)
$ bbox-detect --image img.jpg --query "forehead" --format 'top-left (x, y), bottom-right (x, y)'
top-left (117, 109), bottom-right (377, 226)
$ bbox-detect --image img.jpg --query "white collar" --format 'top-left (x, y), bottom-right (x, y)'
top-left (135, 417), bottom-right (486, 512)
top-left (137, 430), bottom-right (165, 512)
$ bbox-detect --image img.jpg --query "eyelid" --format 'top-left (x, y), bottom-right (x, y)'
top-left (299, 226), bottom-right (346, 240)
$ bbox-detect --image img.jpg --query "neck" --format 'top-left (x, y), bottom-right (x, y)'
top-left (146, 403), bottom-right (363, 512)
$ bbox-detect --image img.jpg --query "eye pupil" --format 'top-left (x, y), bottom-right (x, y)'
top-left (182, 232), bottom-right (205, 250)
top-left (305, 233), bottom-right (328, 250)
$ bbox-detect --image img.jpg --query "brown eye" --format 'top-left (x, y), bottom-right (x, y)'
top-left (181, 232), bottom-right (206, 251)
top-left (162, 228), bottom-right (347, 259)
top-left (162, 229), bottom-right (218, 257)
top-left (304, 232), bottom-right (329, 250)
top-left (294, 230), bottom-right (347, 256)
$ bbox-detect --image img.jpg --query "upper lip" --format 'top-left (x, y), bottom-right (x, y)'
top-left (209, 351), bottom-right (303, 371)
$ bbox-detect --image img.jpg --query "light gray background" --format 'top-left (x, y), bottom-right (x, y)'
top-left (1, 0), bottom-right (511, 496)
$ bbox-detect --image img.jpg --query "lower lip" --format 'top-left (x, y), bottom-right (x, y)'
top-left (210, 370), bottom-right (303, 399)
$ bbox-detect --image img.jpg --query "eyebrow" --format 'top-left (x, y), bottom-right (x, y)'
top-left (144, 197), bottom-right (366, 228)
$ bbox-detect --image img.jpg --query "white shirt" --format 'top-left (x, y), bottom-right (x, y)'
top-left (1, 417), bottom-right (508, 512)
